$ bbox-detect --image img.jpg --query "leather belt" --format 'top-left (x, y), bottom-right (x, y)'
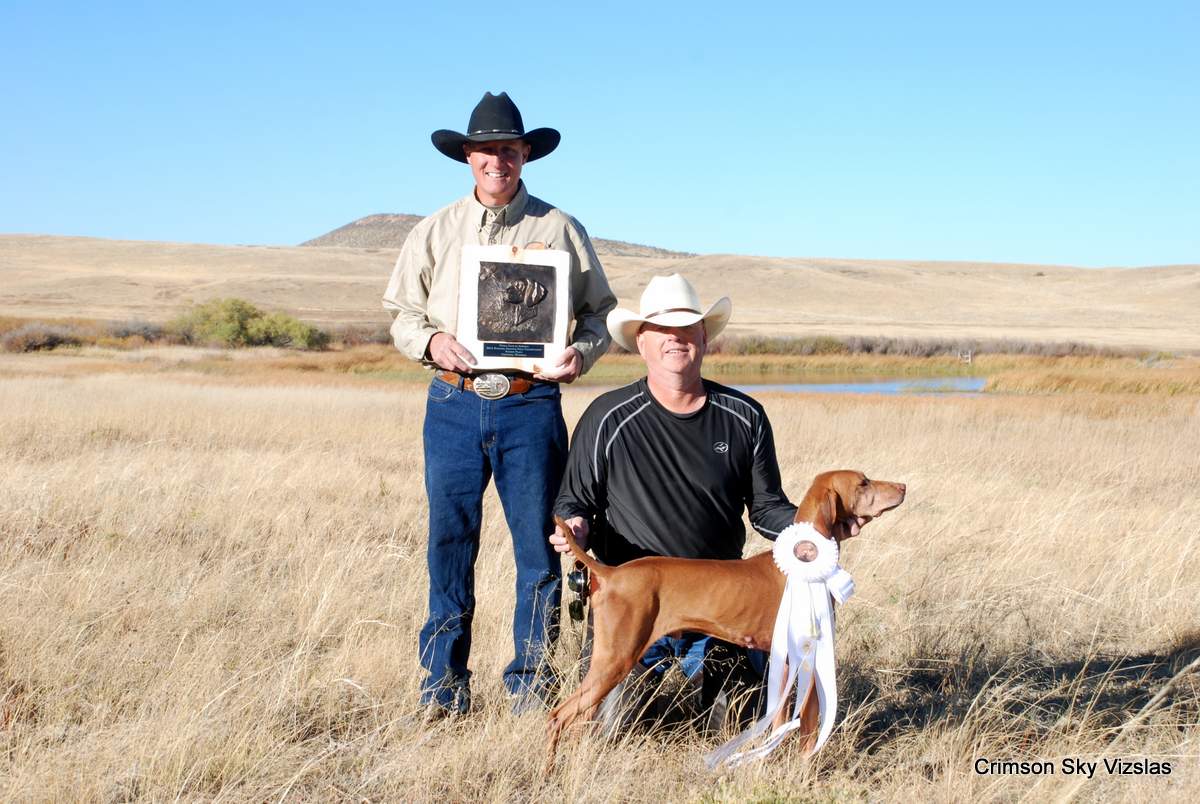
top-left (436, 371), bottom-right (535, 400)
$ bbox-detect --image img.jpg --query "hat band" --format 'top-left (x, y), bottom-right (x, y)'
top-left (469, 128), bottom-right (523, 136)
top-left (644, 306), bottom-right (701, 320)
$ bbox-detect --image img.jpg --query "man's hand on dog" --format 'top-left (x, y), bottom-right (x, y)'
top-left (549, 516), bottom-right (589, 553)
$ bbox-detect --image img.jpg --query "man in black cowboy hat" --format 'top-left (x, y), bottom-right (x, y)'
top-left (383, 92), bottom-right (616, 718)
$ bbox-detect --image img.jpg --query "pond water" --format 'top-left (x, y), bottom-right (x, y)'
top-left (729, 376), bottom-right (987, 396)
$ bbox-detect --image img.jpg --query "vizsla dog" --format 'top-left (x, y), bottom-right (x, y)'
top-left (547, 470), bottom-right (906, 760)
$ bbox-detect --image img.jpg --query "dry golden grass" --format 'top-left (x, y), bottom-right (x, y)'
top-left (985, 356), bottom-right (1200, 396)
top-left (1, 353), bottom-right (1198, 801)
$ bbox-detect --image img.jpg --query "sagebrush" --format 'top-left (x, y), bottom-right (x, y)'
top-left (167, 298), bottom-right (330, 350)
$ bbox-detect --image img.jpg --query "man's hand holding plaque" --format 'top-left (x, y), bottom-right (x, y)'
top-left (428, 332), bottom-right (477, 373)
top-left (533, 345), bottom-right (582, 383)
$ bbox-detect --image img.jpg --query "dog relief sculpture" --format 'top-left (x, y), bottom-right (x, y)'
top-left (476, 261), bottom-right (553, 340)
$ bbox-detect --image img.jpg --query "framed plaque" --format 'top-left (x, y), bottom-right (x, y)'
top-left (456, 244), bottom-right (571, 373)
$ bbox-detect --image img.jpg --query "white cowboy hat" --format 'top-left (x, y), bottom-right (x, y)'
top-left (607, 274), bottom-right (732, 354)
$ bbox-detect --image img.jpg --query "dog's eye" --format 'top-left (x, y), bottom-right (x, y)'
top-left (859, 477), bottom-right (870, 487)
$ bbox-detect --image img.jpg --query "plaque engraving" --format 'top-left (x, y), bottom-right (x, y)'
top-left (477, 261), bottom-right (556, 343)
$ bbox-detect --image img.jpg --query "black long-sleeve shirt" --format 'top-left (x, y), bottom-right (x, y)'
top-left (555, 378), bottom-right (797, 564)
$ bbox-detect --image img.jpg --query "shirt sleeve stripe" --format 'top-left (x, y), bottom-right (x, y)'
top-left (714, 392), bottom-right (766, 456)
top-left (592, 391), bottom-right (647, 477)
top-left (713, 392), bottom-right (759, 422)
top-left (601, 401), bottom-right (653, 473)
top-left (710, 398), bottom-right (753, 431)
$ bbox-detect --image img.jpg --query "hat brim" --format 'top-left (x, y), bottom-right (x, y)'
top-left (607, 297), bottom-right (732, 354)
top-left (431, 127), bottom-right (561, 163)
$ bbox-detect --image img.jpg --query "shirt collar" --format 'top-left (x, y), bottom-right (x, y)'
top-left (472, 181), bottom-right (529, 228)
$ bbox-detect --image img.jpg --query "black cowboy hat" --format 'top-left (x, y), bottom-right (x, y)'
top-left (431, 92), bottom-right (561, 163)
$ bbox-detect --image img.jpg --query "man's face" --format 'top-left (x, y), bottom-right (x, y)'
top-left (636, 321), bottom-right (707, 379)
top-left (465, 139), bottom-right (531, 206)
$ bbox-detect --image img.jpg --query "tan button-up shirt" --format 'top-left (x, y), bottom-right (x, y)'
top-left (382, 182), bottom-right (616, 374)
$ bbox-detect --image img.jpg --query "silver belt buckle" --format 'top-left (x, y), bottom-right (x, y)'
top-left (472, 372), bottom-right (511, 400)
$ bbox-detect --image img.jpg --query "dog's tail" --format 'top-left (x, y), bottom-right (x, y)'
top-left (553, 515), bottom-right (607, 577)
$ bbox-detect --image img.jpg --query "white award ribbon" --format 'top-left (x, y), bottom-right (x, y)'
top-left (705, 523), bottom-right (853, 769)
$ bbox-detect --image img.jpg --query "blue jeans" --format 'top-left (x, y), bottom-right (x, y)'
top-left (638, 635), bottom-right (766, 681)
top-left (640, 634), bottom-right (714, 680)
top-left (418, 375), bottom-right (567, 712)
top-left (637, 635), bottom-right (767, 723)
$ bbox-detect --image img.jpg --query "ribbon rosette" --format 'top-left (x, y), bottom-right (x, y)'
top-left (705, 523), bottom-right (854, 769)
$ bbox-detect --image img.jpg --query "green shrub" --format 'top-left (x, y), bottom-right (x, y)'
top-left (167, 299), bottom-right (329, 350)
top-left (246, 312), bottom-right (331, 350)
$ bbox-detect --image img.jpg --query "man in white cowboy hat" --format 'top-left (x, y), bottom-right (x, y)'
top-left (550, 273), bottom-right (797, 722)
top-left (382, 91), bottom-right (616, 719)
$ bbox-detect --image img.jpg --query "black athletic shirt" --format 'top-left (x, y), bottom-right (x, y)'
top-left (554, 377), bottom-right (797, 564)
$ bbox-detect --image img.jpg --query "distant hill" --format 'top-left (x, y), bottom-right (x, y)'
top-left (301, 213), bottom-right (692, 259)
top-left (301, 214), bottom-right (423, 249)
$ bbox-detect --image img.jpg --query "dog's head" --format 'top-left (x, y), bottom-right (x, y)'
top-left (800, 470), bottom-right (906, 541)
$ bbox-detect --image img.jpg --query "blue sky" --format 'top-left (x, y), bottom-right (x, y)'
top-left (2, 1), bottom-right (1197, 267)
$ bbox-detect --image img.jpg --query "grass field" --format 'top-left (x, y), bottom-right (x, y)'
top-left (1, 349), bottom-right (1198, 801)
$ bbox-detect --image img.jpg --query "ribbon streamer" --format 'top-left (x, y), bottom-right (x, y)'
top-left (705, 523), bottom-right (853, 769)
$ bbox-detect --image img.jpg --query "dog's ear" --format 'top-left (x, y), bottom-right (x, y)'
top-left (822, 489), bottom-right (841, 532)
